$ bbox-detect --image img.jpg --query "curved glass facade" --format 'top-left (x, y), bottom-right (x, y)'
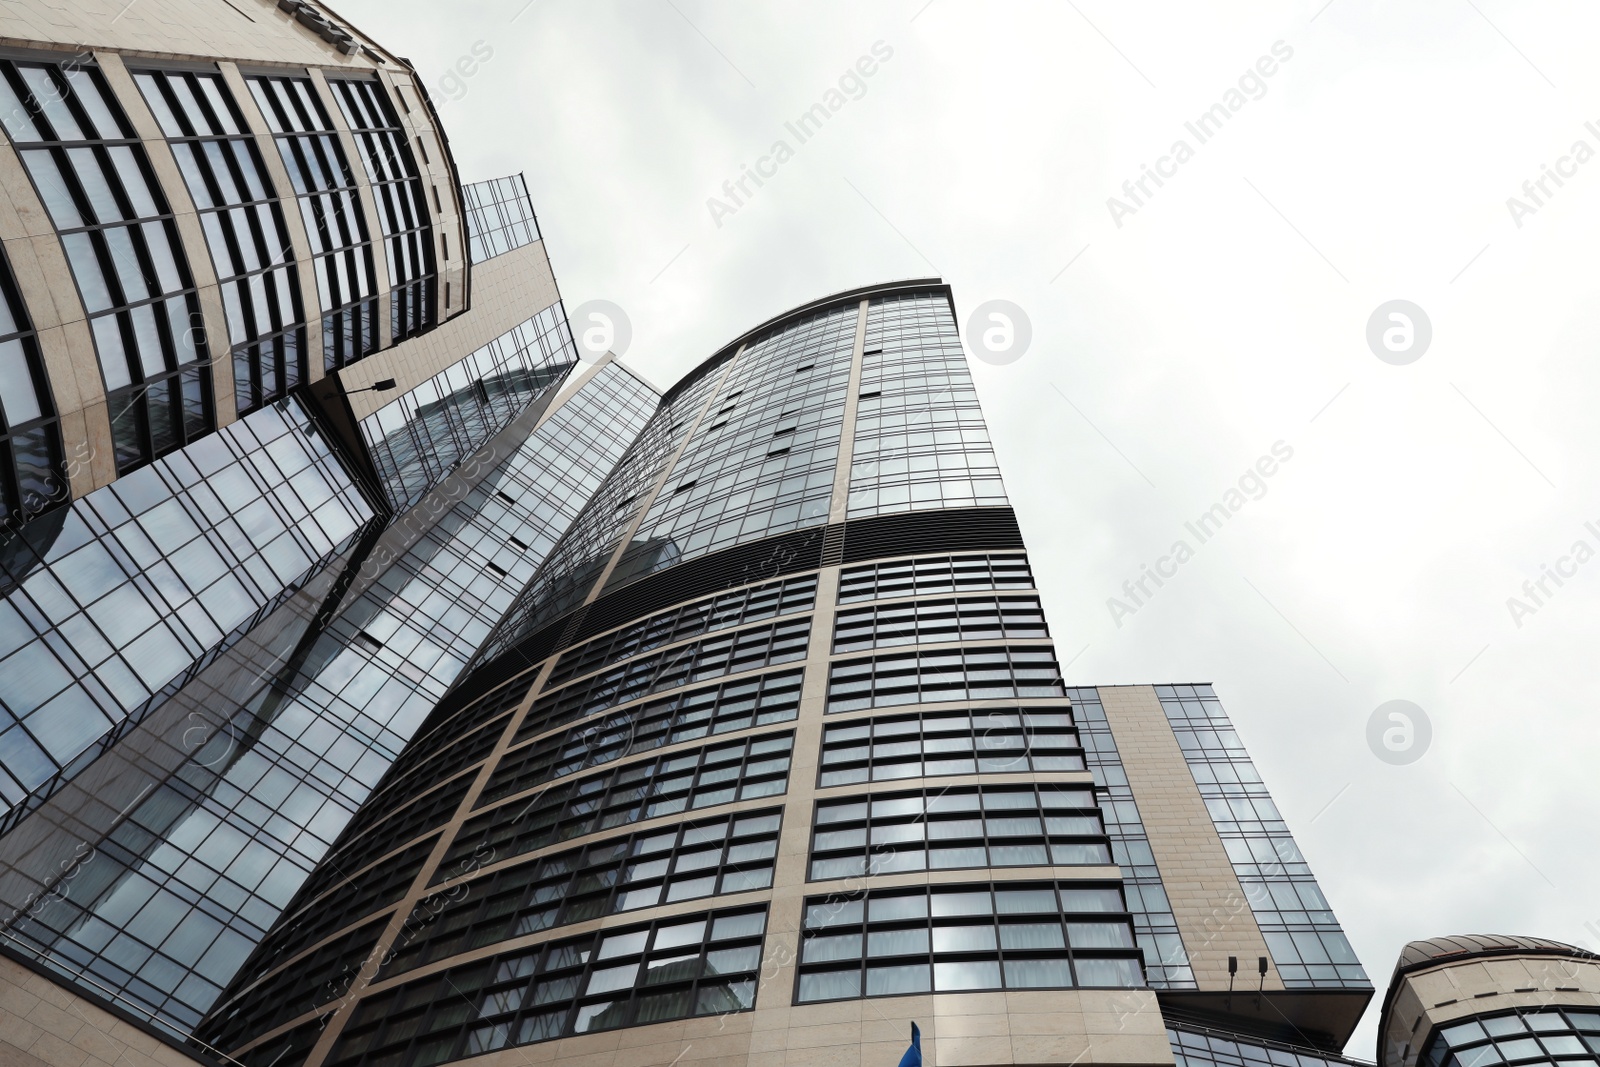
top-left (134, 68), bottom-right (307, 417)
top-left (197, 284), bottom-right (1174, 1067)
top-left (1424, 1008), bottom-right (1600, 1067)
top-left (4, 58), bottom-right (215, 472)
top-left (248, 74), bottom-right (379, 371)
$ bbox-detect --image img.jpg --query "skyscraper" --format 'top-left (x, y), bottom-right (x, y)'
top-left (0, 8), bottom-right (1578, 1067)
top-left (0, 0), bottom-right (652, 1043)
top-left (188, 283), bottom-right (1373, 1067)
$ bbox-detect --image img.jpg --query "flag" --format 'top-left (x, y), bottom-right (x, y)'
top-left (897, 1022), bottom-right (921, 1067)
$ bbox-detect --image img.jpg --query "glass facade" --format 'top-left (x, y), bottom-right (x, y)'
top-left (379, 808), bottom-right (783, 977)
top-left (358, 303), bottom-right (576, 510)
top-left (0, 364), bottom-right (653, 1033)
top-left (329, 78), bottom-right (436, 342)
top-left (848, 290), bottom-right (1006, 517)
top-left (488, 667), bottom-right (804, 799)
top-left (795, 882), bottom-right (1144, 1001)
top-left (1157, 683), bottom-right (1368, 989)
top-left (1423, 1008), bottom-right (1600, 1067)
top-left (817, 707), bottom-right (1085, 786)
top-left (546, 573), bottom-right (815, 686)
top-left (321, 906), bottom-right (769, 1067)
top-left (1169, 1025), bottom-right (1371, 1067)
top-left (607, 303), bottom-right (855, 584)
top-left (836, 551), bottom-right (1034, 602)
top-left (808, 783), bottom-right (1111, 880)
top-left (462, 174), bottom-right (540, 262)
top-left (247, 75), bottom-right (378, 370)
top-left (522, 616), bottom-right (810, 726)
top-left (442, 730), bottom-right (794, 872)
top-left (1, 59), bottom-right (213, 472)
top-left (478, 288), bottom-right (1020, 666)
top-left (473, 353), bottom-right (725, 650)
top-left (0, 399), bottom-right (372, 822)
top-left (134, 69), bottom-right (307, 416)
top-left (832, 592), bottom-right (1049, 652)
top-left (825, 645), bottom-right (1065, 711)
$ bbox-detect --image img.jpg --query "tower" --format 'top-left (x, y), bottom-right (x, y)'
top-left (196, 284), bottom-right (1372, 1067)
top-left (0, 0), bottom-right (650, 1041)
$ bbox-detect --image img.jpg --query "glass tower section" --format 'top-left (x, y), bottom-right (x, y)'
top-left (1, 361), bottom-right (655, 1033)
top-left (134, 68), bottom-right (308, 416)
top-left (1156, 683), bottom-right (1367, 989)
top-left (197, 284), bottom-right (1160, 1067)
top-left (1, 58), bottom-right (214, 471)
top-left (247, 75), bottom-right (379, 371)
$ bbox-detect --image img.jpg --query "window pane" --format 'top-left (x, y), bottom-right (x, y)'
top-left (1003, 958), bottom-right (1072, 988)
top-left (866, 963), bottom-right (930, 996)
top-left (933, 959), bottom-right (999, 991)
top-left (0, 338), bottom-right (42, 424)
top-left (797, 969), bottom-right (859, 1002)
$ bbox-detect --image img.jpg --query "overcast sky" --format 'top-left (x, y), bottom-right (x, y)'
top-left (334, 0), bottom-right (1600, 1054)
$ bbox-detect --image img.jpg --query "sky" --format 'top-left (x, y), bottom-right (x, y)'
top-left (333, 0), bottom-right (1600, 1055)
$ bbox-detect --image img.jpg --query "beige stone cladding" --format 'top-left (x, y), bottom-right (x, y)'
top-left (1095, 685), bottom-right (1280, 993)
top-left (0, 0), bottom-right (388, 70)
top-left (0, 952), bottom-right (212, 1067)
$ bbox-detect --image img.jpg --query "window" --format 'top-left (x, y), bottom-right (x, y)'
top-left (546, 574), bottom-right (817, 688)
top-left (487, 669), bottom-right (803, 802)
top-left (379, 810), bottom-right (782, 977)
top-left (440, 731), bottom-right (794, 872)
top-left (462, 174), bottom-right (540, 262)
top-left (810, 784), bottom-right (1110, 880)
top-left (1421, 1009), bottom-right (1600, 1067)
top-left (818, 707), bottom-right (1083, 786)
top-left (247, 75), bottom-right (378, 370)
top-left (833, 594), bottom-right (1048, 652)
top-left (224, 837), bottom-right (438, 999)
top-left (325, 906), bottom-right (766, 1067)
top-left (1167, 1024), bottom-right (1372, 1067)
top-left (358, 303), bottom-right (576, 510)
top-left (827, 646), bottom-right (1064, 712)
top-left (529, 618), bottom-right (811, 729)
top-left (795, 882), bottom-right (1142, 1001)
top-left (329, 79), bottom-right (436, 342)
top-left (351, 713), bottom-right (513, 833)
top-left (395, 672), bottom-right (543, 784)
top-left (0, 247), bottom-right (63, 524)
top-left (193, 917), bottom-right (387, 1058)
top-left (134, 69), bottom-right (306, 415)
top-left (838, 552), bottom-right (1033, 604)
top-left (306, 776), bottom-right (474, 904)
top-left (0, 59), bottom-right (213, 472)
